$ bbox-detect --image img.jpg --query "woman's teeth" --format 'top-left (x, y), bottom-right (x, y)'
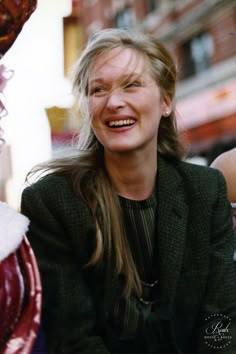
top-left (108, 119), bottom-right (135, 127)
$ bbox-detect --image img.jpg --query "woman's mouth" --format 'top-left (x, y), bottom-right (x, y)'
top-left (107, 119), bottom-right (135, 128)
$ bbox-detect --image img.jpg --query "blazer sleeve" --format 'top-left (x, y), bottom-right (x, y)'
top-left (21, 177), bottom-right (110, 354)
top-left (195, 170), bottom-right (236, 354)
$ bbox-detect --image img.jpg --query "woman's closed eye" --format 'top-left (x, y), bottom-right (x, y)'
top-left (89, 80), bottom-right (142, 96)
top-left (89, 86), bottom-right (107, 95)
top-left (124, 81), bottom-right (142, 89)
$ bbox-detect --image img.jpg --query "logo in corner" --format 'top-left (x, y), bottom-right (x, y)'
top-left (204, 314), bottom-right (232, 350)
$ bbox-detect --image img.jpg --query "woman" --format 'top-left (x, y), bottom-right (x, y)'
top-left (21, 28), bottom-right (236, 354)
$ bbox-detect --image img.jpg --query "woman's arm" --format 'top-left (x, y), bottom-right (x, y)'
top-left (21, 176), bottom-right (110, 354)
top-left (210, 148), bottom-right (236, 203)
top-left (195, 171), bottom-right (236, 354)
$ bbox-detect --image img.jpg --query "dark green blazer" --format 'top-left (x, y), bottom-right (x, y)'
top-left (21, 155), bottom-right (236, 354)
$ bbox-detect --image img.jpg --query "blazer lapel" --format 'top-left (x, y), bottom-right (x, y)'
top-left (103, 156), bottom-right (189, 321)
top-left (157, 156), bottom-right (189, 319)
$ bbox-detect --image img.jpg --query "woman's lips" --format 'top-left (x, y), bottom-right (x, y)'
top-left (105, 115), bottom-right (136, 128)
top-left (107, 118), bottom-right (135, 128)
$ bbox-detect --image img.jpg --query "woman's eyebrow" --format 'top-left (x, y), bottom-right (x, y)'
top-left (89, 71), bottom-right (144, 86)
top-left (89, 78), bottom-right (105, 84)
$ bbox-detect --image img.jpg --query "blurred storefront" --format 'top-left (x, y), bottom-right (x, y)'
top-left (49, 0), bottom-right (82, 150)
top-left (139, 0), bottom-right (236, 158)
top-left (177, 74), bottom-right (236, 156)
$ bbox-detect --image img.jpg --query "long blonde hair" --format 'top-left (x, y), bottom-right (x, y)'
top-left (29, 28), bottom-right (186, 298)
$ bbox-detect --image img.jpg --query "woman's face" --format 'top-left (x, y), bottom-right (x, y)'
top-left (88, 47), bottom-right (171, 156)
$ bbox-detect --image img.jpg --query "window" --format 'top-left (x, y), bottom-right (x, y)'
top-left (115, 5), bottom-right (135, 28)
top-left (148, 0), bottom-right (157, 13)
top-left (148, 0), bottom-right (157, 12)
top-left (181, 32), bottom-right (214, 79)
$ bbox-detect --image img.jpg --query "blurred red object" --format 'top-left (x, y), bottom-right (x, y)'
top-left (0, 0), bottom-right (37, 56)
top-left (0, 236), bottom-right (42, 354)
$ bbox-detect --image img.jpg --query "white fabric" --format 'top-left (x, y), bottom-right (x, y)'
top-left (0, 201), bottom-right (29, 261)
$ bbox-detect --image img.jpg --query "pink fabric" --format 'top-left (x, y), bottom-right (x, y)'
top-left (0, 236), bottom-right (42, 354)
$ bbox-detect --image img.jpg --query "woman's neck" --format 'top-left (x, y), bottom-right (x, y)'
top-left (104, 150), bottom-right (157, 201)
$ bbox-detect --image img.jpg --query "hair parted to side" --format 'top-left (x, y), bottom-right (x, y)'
top-left (28, 28), bottom-right (186, 298)
top-left (72, 27), bottom-right (185, 157)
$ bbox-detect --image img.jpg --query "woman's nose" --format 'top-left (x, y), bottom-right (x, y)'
top-left (106, 89), bottom-right (124, 111)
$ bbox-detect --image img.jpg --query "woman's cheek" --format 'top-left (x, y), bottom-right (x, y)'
top-left (89, 97), bottom-right (103, 117)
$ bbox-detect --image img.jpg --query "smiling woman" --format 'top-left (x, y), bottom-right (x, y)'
top-left (88, 47), bottom-right (168, 161)
top-left (21, 28), bottom-right (236, 354)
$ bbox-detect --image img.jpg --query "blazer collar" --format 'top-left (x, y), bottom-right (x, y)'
top-left (156, 155), bottom-right (188, 319)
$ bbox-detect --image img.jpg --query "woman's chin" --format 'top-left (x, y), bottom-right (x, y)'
top-left (105, 144), bottom-right (137, 154)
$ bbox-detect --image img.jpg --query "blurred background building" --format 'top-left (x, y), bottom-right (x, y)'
top-left (1, 0), bottom-right (236, 207)
top-left (66, 0), bottom-right (236, 163)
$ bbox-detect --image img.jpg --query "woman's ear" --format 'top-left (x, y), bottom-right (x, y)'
top-left (162, 97), bottom-right (172, 117)
top-left (162, 108), bottom-right (171, 117)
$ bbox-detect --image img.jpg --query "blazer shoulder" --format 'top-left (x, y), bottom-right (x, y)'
top-left (24, 174), bottom-right (74, 198)
top-left (176, 160), bottom-right (227, 199)
top-left (178, 159), bottom-right (224, 182)
top-left (22, 173), bottom-right (87, 212)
